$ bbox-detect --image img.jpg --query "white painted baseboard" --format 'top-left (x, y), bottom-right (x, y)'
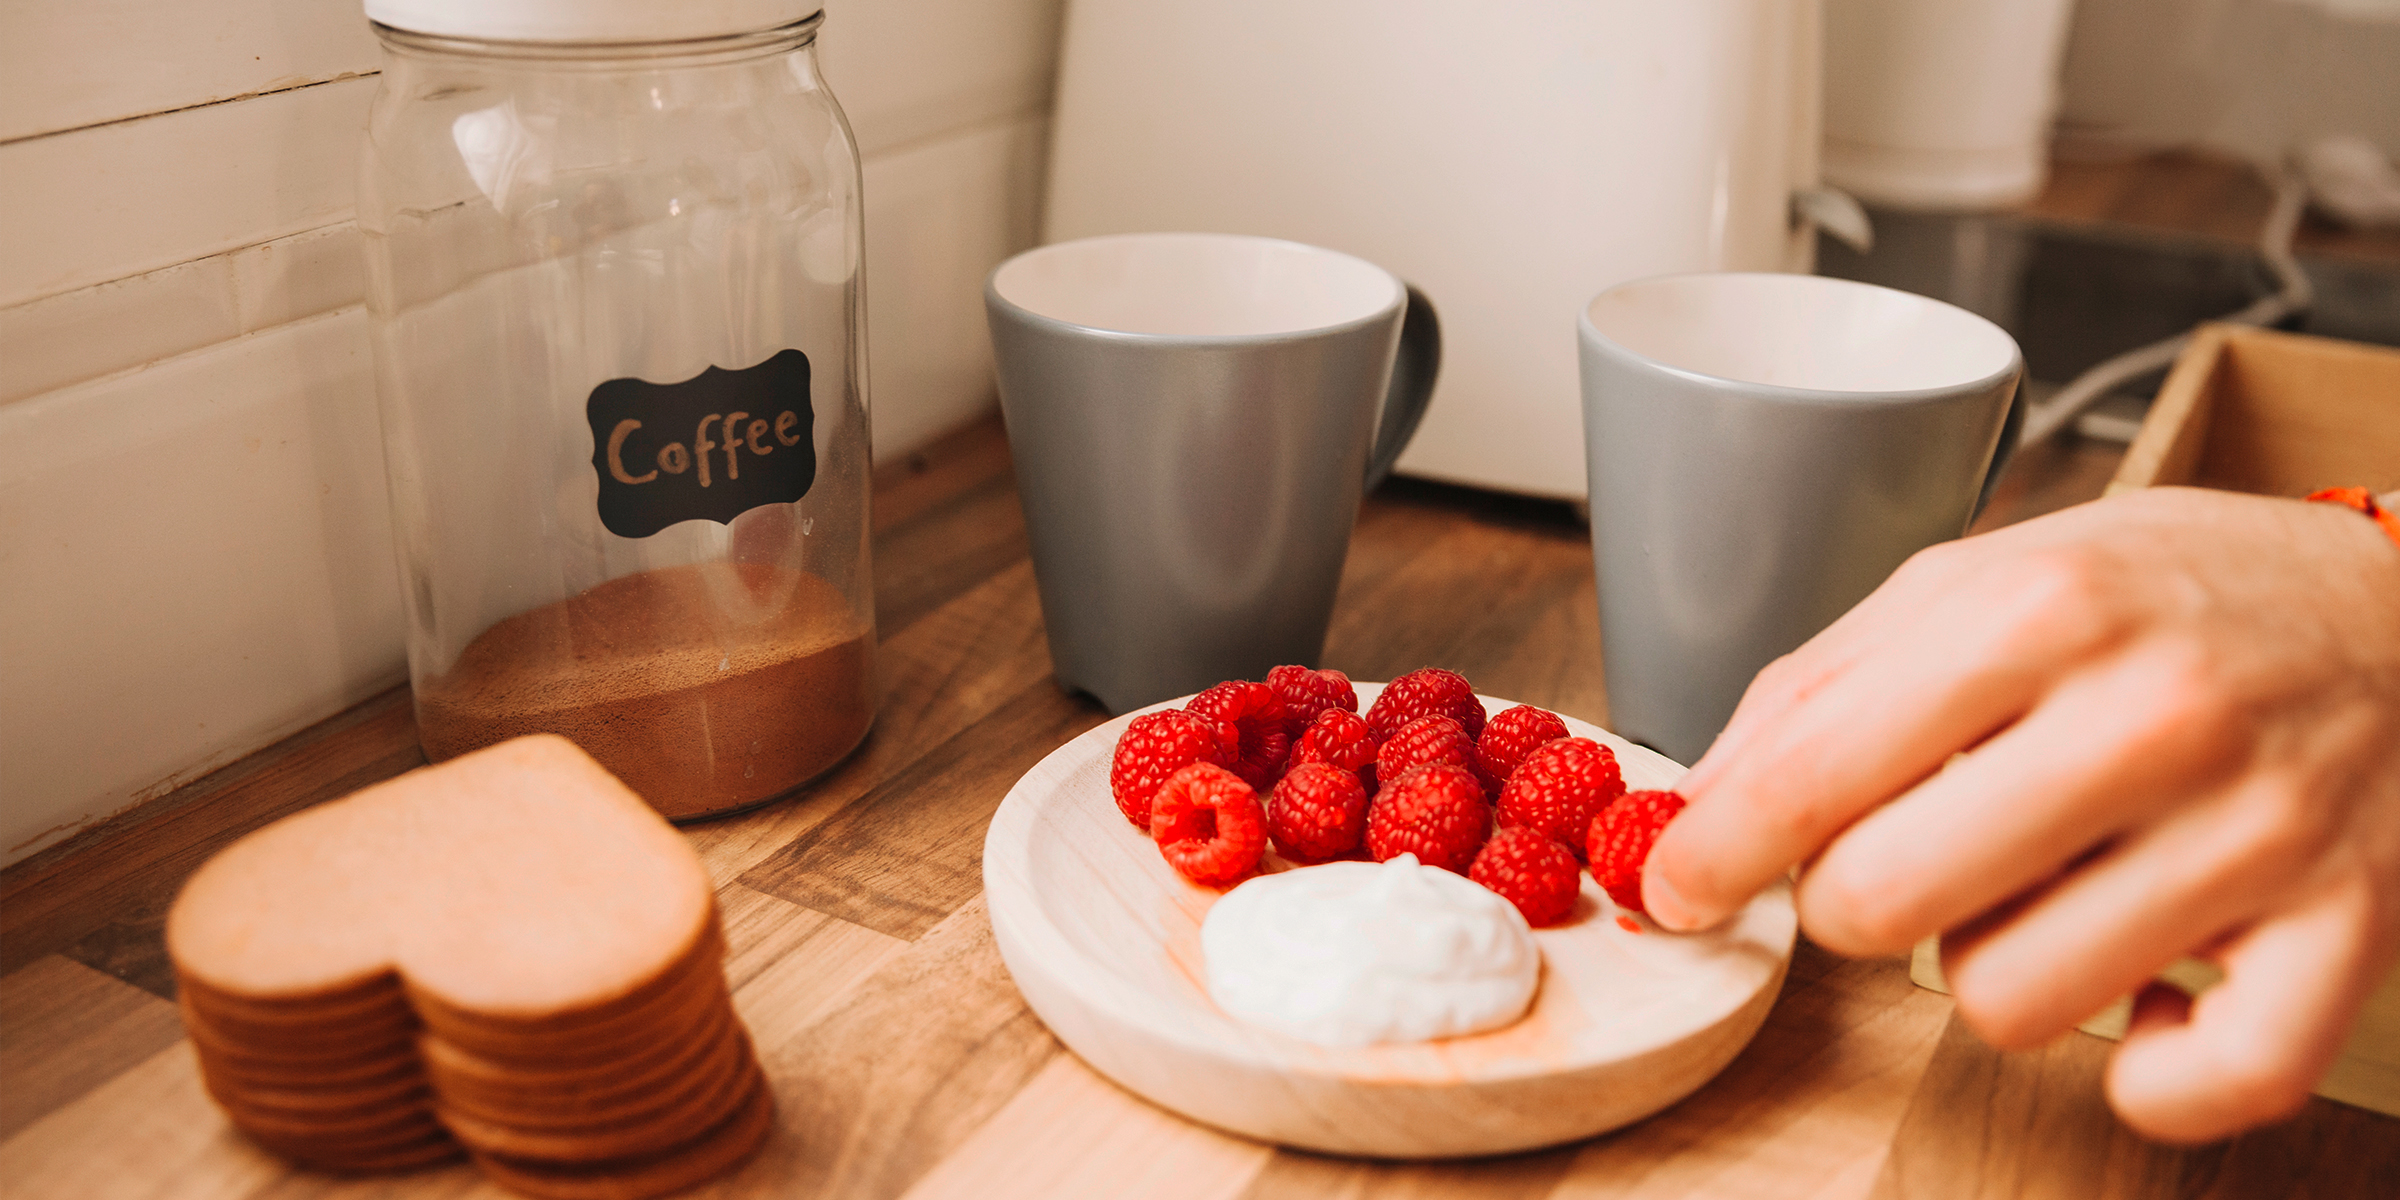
top-left (0, 308), bottom-right (406, 863)
top-left (0, 76), bottom-right (376, 309)
top-left (0, 0), bottom-right (381, 144)
top-left (863, 116), bottom-right (1046, 462)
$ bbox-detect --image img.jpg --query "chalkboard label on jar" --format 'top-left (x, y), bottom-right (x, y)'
top-left (586, 349), bottom-right (817, 539)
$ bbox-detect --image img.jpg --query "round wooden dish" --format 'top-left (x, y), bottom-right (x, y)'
top-left (983, 686), bottom-right (1796, 1158)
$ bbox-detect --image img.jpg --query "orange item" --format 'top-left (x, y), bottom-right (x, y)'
top-left (2305, 486), bottom-right (2400, 550)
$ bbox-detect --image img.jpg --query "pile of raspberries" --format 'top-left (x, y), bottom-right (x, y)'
top-left (1108, 665), bottom-right (1687, 928)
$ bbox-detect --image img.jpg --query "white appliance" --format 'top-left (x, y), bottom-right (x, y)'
top-left (1823, 0), bottom-right (2081, 210)
top-left (1042, 0), bottom-right (1829, 499)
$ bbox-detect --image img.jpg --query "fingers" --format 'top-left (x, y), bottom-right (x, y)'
top-left (1676, 508), bottom-right (2115, 796)
top-left (1793, 645), bottom-right (2239, 956)
top-left (1939, 772), bottom-right (2337, 1051)
top-left (2106, 883), bottom-right (2394, 1143)
top-left (1646, 553), bottom-right (2106, 931)
top-left (2123, 979), bottom-right (2194, 1040)
top-left (1678, 539), bottom-right (1975, 796)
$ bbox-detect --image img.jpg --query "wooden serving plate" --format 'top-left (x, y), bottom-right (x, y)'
top-left (983, 686), bottom-right (1796, 1158)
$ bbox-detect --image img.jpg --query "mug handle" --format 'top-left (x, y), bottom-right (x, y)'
top-left (1970, 370), bottom-right (2028, 523)
top-left (1364, 285), bottom-right (1442, 493)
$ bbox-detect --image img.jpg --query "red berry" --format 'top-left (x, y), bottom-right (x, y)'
top-left (1186, 680), bottom-right (1292, 789)
top-left (1265, 665), bottom-right (1357, 738)
top-left (1289, 708), bottom-right (1380, 795)
top-left (1364, 668), bottom-right (1486, 742)
top-left (1150, 763), bottom-right (1268, 888)
top-left (1469, 826), bottom-right (1583, 927)
top-left (1366, 763), bottom-right (1490, 874)
top-left (1475, 705), bottom-right (1570, 792)
top-left (1587, 789), bottom-right (1687, 915)
top-left (1498, 737), bottom-right (1625, 859)
top-left (1109, 710), bottom-right (1236, 828)
top-left (1267, 762), bottom-right (1369, 863)
top-left (1374, 715), bottom-right (1478, 793)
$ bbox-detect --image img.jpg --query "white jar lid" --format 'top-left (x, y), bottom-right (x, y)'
top-left (365, 1), bottom-right (820, 42)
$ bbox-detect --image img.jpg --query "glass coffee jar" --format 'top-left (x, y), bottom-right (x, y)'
top-left (358, 1), bottom-right (875, 819)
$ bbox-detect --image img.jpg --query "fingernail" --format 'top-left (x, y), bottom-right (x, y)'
top-left (1643, 865), bottom-right (1708, 932)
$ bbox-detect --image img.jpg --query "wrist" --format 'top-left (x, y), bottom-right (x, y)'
top-left (2306, 487), bottom-right (2400, 552)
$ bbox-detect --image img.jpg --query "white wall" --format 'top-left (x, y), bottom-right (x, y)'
top-left (0, 0), bottom-right (1063, 866)
top-left (2057, 0), bottom-right (2400, 161)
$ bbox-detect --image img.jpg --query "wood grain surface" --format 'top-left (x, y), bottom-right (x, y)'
top-left (3, 414), bottom-right (2391, 1199)
top-left (983, 689), bottom-right (1794, 1158)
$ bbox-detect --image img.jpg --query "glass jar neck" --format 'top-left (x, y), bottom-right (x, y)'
top-left (372, 13), bottom-right (821, 70)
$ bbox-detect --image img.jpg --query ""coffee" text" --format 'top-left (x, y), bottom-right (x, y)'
top-left (605, 409), bottom-right (805, 488)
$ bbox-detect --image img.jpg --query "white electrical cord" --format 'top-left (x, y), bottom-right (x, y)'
top-left (2297, 135), bottom-right (2400, 228)
top-left (2016, 169), bottom-right (2316, 449)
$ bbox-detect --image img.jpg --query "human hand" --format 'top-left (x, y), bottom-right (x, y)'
top-left (1640, 486), bottom-right (2400, 1143)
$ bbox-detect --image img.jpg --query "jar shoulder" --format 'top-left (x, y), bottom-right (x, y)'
top-left (359, 55), bottom-right (861, 231)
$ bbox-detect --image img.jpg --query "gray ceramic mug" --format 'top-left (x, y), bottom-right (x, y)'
top-left (986, 232), bottom-right (1439, 714)
top-left (1578, 272), bottom-right (2023, 764)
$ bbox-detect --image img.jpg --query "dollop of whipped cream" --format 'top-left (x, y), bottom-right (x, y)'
top-left (1200, 854), bottom-right (1541, 1047)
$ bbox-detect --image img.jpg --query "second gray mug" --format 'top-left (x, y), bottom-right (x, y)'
top-left (1579, 271), bottom-right (2023, 765)
top-left (986, 232), bottom-right (1438, 714)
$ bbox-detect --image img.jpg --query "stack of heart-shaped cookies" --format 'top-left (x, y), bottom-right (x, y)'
top-left (178, 967), bottom-right (452, 1171)
top-left (167, 735), bottom-right (772, 1199)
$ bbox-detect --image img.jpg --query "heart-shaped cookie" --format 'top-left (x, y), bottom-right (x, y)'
top-left (166, 735), bottom-right (770, 1197)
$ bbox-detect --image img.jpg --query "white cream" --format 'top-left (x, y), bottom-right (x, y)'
top-left (1201, 854), bottom-right (1541, 1047)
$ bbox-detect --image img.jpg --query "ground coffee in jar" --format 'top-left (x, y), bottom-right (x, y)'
top-left (416, 564), bottom-right (872, 819)
top-left (359, 4), bottom-right (875, 817)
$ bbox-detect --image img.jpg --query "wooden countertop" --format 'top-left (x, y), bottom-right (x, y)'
top-left (2, 417), bottom-right (2391, 1199)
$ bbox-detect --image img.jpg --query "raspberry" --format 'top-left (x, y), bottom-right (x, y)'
top-left (1587, 789), bottom-right (1688, 915)
top-left (1289, 708), bottom-right (1380, 795)
top-left (1366, 763), bottom-right (1489, 874)
top-left (1374, 715), bottom-right (1478, 793)
top-left (1186, 680), bottom-right (1291, 789)
top-left (1265, 665), bottom-right (1357, 738)
top-left (1150, 763), bottom-right (1268, 887)
top-left (1475, 705), bottom-right (1570, 792)
top-left (1469, 826), bottom-right (1583, 927)
top-left (1109, 710), bottom-right (1236, 827)
top-left (1267, 761), bottom-right (1369, 862)
top-left (1497, 737), bottom-right (1625, 859)
top-left (1364, 667), bottom-right (1485, 742)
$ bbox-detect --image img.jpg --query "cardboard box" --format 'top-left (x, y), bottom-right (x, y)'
top-left (2108, 323), bottom-right (2400, 497)
top-left (1914, 323), bottom-right (2400, 1120)
top-left (1910, 941), bottom-right (2400, 1119)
